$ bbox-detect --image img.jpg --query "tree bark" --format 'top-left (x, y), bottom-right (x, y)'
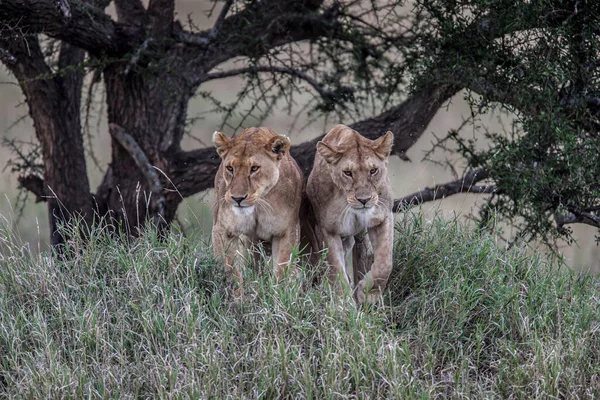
top-left (5, 36), bottom-right (93, 246)
top-left (98, 60), bottom-right (192, 234)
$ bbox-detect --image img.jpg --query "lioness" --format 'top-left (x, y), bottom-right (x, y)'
top-left (212, 127), bottom-right (303, 297)
top-left (306, 124), bottom-right (394, 304)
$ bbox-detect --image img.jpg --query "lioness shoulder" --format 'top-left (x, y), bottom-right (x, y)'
top-left (212, 127), bottom-right (304, 297)
top-left (306, 124), bottom-right (394, 304)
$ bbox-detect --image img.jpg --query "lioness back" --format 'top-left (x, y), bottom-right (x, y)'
top-left (212, 127), bottom-right (303, 298)
top-left (306, 124), bottom-right (395, 304)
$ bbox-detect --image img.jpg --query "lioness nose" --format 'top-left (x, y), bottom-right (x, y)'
top-left (231, 195), bottom-right (247, 206)
top-left (357, 196), bottom-right (371, 205)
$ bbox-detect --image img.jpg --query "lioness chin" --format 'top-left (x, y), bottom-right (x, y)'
top-left (212, 127), bottom-right (303, 298)
top-left (306, 124), bottom-right (394, 304)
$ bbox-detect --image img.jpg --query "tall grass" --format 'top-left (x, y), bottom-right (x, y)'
top-left (0, 214), bottom-right (599, 398)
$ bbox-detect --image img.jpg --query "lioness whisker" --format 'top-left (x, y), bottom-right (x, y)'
top-left (213, 196), bottom-right (227, 210)
top-left (259, 198), bottom-right (275, 214)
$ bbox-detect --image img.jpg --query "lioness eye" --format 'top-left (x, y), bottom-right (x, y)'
top-left (226, 166), bottom-right (233, 173)
top-left (370, 168), bottom-right (378, 175)
top-left (343, 171), bottom-right (352, 177)
top-left (251, 166), bottom-right (260, 173)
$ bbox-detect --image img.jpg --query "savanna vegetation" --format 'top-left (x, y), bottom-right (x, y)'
top-left (1, 213), bottom-right (599, 398)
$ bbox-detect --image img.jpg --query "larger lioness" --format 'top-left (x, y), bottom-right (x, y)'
top-left (306, 124), bottom-right (394, 304)
top-left (212, 127), bottom-right (304, 297)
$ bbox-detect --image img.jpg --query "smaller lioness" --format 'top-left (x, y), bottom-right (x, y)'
top-left (212, 127), bottom-right (304, 297)
top-left (306, 124), bottom-right (394, 304)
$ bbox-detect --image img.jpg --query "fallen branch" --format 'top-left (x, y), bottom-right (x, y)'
top-left (109, 124), bottom-right (165, 226)
top-left (393, 168), bottom-right (496, 212)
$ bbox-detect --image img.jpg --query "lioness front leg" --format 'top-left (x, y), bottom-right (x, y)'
top-left (355, 214), bottom-right (394, 304)
top-left (212, 225), bottom-right (246, 299)
top-left (316, 226), bottom-right (351, 294)
top-left (352, 233), bottom-right (373, 288)
top-left (271, 222), bottom-right (300, 279)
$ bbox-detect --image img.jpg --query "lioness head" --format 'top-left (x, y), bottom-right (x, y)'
top-left (213, 127), bottom-right (291, 215)
top-left (317, 125), bottom-right (393, 211)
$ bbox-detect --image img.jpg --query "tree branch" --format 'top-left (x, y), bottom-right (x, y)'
top-left (290, 83), bottom-right (462, 175)
top-left (3, 35), bottom-right (58, 150)
top-left (464, 76), bottom-right (543, 114)
top-left (555, 207), bottom-right (600, 233)
top-left (174, 29), bottom-right (209, 48)
top-left (0, 0), bottom-right (136, 55)
top-left (168, 147), bottom-right (221, 199)
top-left (109, 124), bottom-right (166, 225)
top-left (124, 37), bottom-right (153, 74)
top-left (208, 0), bottom-right (234, 39)
top-left (170, 82), bottom-right (461, 197)
top-left (202, 65), bottom-right (336, 101)
top-left (181, 0), bottom-right (341, 72)
top-left (392, 168), bottom-right (496, 212)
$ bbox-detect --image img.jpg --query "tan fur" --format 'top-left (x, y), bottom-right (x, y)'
top-left (306, 124), bottom-right (394, 304)
top-left (212, 127), bottom-right (304, 298)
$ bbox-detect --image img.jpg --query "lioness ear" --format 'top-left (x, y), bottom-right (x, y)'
top-left (372, 131), bottom-right (394, 160)
top-left (213, 131), bottom-right (232, 158)
top-left (317, 141), bottom-right (343, 164)
top-left (267, 135), bottom-right (291, 160)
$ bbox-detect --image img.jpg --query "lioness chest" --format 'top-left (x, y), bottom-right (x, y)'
top-left (334, 208), bottom-right (388, 238)
top-left (222, 206), bottom-right (289, 241)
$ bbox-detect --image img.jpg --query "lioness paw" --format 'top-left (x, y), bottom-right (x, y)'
top-left (354, 277), bottom-right (382, 305)
top-left (231, 286), bottom-right (244, 301)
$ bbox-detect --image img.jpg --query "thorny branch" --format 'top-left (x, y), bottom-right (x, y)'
top-left (393, 169), bottom-right (497, 212)
top-left (202, 65), bottom-right (337, 101)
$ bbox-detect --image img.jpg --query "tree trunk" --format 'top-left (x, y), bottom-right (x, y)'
top-left (6, 37), bottom-right (93, 247)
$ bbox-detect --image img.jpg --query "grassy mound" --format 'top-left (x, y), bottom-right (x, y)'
top-left (0, 215), bottom-right (599, 398)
